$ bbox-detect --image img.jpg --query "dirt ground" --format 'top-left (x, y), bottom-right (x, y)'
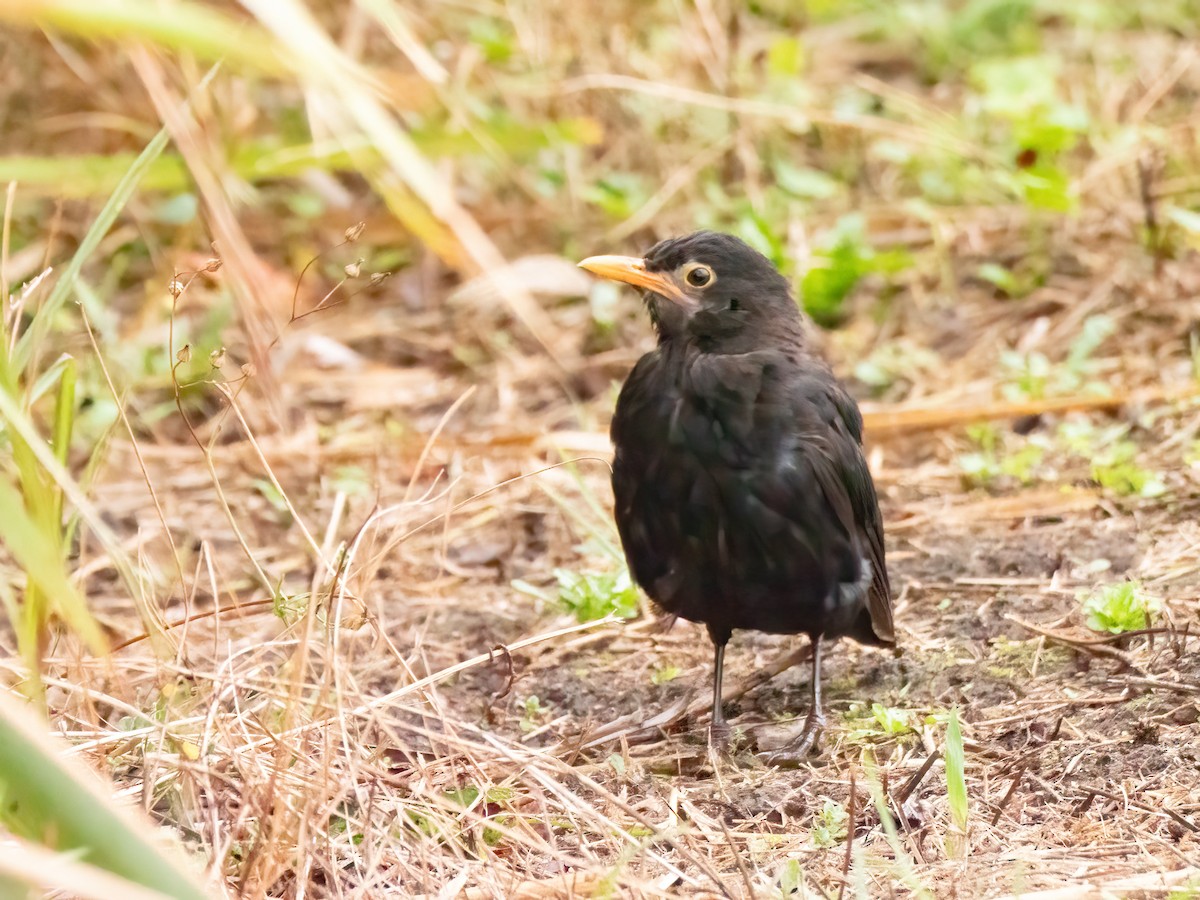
top-left (71, 222), bottom-right (1200, 897)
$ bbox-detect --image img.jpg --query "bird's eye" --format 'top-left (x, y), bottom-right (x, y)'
top-left (729, 297), bottom-right (741, 311)
top-left (683, 264), bottom-right (714, 288)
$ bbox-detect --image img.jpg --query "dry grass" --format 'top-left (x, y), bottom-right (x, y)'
top-left (2, 1), bottom-right (1200, 898)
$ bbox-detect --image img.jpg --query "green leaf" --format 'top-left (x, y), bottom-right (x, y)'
top-left (1091, 438), bottom-right (1165, 498)
top-left (331, 466), bottom-right (373, 498)
top-left (1067, 314), bottom-right (1116, 367)
top-left (976, 262), bottom-right (1021, 296)
top-left (734, 209), bottom-right (786, 268)
top-left (970, 56), bottom-right (1060, 116)
top-left (809, 799), bottom-right (848, 848)
top-left (1167, 205), bottom-right (1200, 234)
top-left (467, 17), bottom-right (515, 63)
top-left (1013, 106), bottom-right (1088, 155)
top-left (1016, 163), bottom-right (1075, 212)
top-left (778, 858), bottom-right (802, 895)
top-left (582, 173), bottom-right (650, 219)
top-left (772, 161), bottom-right (839, 200)
top-left (444, 786), bottom-right (481, 808)
top-left (150, 192), bottom-right (199, 225)
top-left (870, 703), bottom-right (912, 735)
top-left (650, 665), bottom-right (681, 686)
top-left (0, 116), bottom-right (602, 199)
top-left (0, 153), bottom-right (189, 199)
top-left (766, 36), bottom-right (805, 77)
top-left (801, 241), bottom-right (865, 326)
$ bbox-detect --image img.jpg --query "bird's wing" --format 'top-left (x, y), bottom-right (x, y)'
top-left (685, 351), bottom-right (893, 642)
top-left (748, 362), bottom-right (892, 643)
top-left (821, 381), bottom-right (893, 642)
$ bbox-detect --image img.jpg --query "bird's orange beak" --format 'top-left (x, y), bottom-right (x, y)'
top-left (577, 255), bottom-right (692, 306)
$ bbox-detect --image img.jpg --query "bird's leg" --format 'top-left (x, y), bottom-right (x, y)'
top-left (766, 637), bottom-right (826, 765)
top-left (709, 641), bottom-right (732, 749)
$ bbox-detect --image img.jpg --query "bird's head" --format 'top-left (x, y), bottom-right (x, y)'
top-left (579, 231), bottom-right (802, 351)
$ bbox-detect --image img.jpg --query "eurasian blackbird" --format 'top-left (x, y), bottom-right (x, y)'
top-left (579, 232), bottom-right (893, 759)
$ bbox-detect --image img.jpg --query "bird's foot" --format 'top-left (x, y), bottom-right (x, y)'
top-left (762, 710), bottom-right (826, 767)
top-left (708, 719), bottom-right (733, 753)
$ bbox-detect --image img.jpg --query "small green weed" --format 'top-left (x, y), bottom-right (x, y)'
top-left (1090, 441), bottom-right (1166, 498)
top-left (853, 339), bottom-right (941, 395)
top-left (1001, 315), bottom-right (1115, 401)
top-left (519, 696), bottom-right (550, 733)
top-left (800, 214), bottom-right (912, 327)
top-left (1080, 581), bottom-right (1161, 634)
top-left (971, 55), bottom-right (1087, 213)
top-left (957, 423), bottom-right (1046, 489)
top-left (844, 702), bottom-right (915, 742)
top-left (869, 703), bottom-right (913, 735)
top-left (1058, 420), bottom-right (1166, 498)
top-left (650, 665), bottom-right (681, 686)
top-left (513, 565), bottom-right (640, 623)
top-left (976, 261), bottom-right (1038, 298)
top-left (582, 173), bottom-right (651, 220)
top-left (776, 858), bottom-right (803, 897)
top-left (809, 799), bottom-right (849, 849)
top-left (328, 815), bottom-right (364, 846)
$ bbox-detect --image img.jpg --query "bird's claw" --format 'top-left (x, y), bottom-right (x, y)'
top-left (762, 712), bottom-right (826, 767)
top-left (709, 720), bottom-right (733, 753)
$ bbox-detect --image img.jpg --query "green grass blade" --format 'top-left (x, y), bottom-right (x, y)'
top-left (0, 836), bottom-right (180, 899)
top-left (861, 751), bottom-right (936, 899)
top-left (0, 153), bottom-right (189, 199)
top-left (0, 119), bottom-right (600, 197)
top-left (51, 355), bottom-right (77, 533)
top-left (0, 691), bottom-right (208, 900)
top-left (0, 474), bottom-right (104, 654)
top-left (0, 0), bottom-right (286, 75)
top-left (0, 385), bottom-right (144, 647)
top-left (13, 125), bottom-right (170, 372)
top-left (27, 352), bottom-right (76, 408)
top-left (945, 706), bottom-right (969, 857)
top-left (52, 355), bottom-right (76, 468)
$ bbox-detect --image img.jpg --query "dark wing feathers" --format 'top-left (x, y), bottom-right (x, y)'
top-left (689, 352), bottom-right (893, 643)
top-left (753, 365), bottom-right (893, 644)
top-left (824, 383), bottom-right (894, 642)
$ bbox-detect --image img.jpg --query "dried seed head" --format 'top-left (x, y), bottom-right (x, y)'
top-left (369, 271), bottom-right (392, 287)
top-left (169, 280), bottom-right (185, 298)
top-left (204, 257), bottom-right (223, 272)
top-left (241, 362), bottom-right (257, 378)
top-left (344, 258), bottom-right (364, 279)
top-left (176, 344), bottom-right (192, 364)
top-left (209, 346), bottom-right (226, 369)
top-left (344, 222), bottom-right (366, 243)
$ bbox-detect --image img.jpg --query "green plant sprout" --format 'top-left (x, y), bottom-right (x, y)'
top-left (1080, 581), bottom-right (1162, 634)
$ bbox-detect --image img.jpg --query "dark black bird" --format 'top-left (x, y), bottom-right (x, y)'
top-left (579, 232), bottom-right (893, 759)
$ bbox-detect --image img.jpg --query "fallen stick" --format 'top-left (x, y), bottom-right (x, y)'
top-left (860, 385), bottom-right (1190, 437)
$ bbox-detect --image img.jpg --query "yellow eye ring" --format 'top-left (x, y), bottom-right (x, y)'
top-left (682, 263), bottom-right (715, 288)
